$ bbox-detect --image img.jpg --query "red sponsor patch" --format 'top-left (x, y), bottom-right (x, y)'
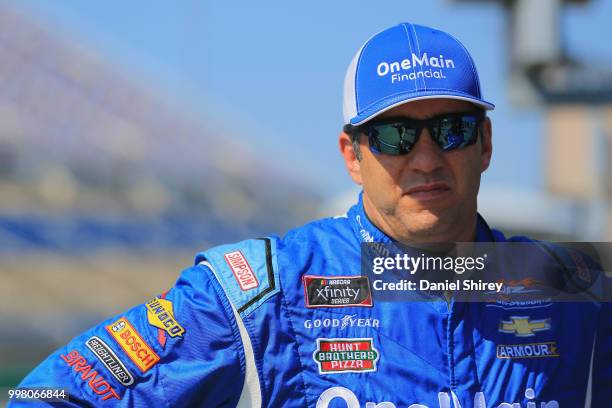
top-left (60, 350), bottom-right (121, 401)
top-left (224, 251), bottom-right (259, 291)
top-left (313, 338), bottom-right (379, 374)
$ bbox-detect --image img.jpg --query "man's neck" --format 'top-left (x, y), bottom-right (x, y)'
top-left (361, 197), bottom-right (478, 244)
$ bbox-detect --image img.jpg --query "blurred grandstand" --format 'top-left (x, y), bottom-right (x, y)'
top-left (0, 5), bottom-right (319, 387)
top-left (4, 0), bottom-right (611, 397)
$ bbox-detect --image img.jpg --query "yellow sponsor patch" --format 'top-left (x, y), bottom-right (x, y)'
top-left (145, 297), bottom-right (185, 338)
top-left (498, 316), bottom-right (551, 337)
top-left (106, 317), bottom-right (160, 373)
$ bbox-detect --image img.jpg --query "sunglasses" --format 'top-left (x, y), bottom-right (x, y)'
top-left (345, 111), bottom-right (485, 155)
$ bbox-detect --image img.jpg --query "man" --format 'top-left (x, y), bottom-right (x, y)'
top-left (11, 22), bottom-right (610, 407)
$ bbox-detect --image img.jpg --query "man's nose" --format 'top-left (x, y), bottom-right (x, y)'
top-left (406, 130), bottom-right (445, 173)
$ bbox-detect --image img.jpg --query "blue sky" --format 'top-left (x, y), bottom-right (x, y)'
top-left (12, 0), bottom-right (612, 198)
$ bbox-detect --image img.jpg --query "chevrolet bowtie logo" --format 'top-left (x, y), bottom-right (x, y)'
top-left (499, 317), bottom-right (551, 337)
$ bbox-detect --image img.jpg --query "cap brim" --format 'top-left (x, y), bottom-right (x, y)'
top-left (350, 93), bottom-right (495, 125)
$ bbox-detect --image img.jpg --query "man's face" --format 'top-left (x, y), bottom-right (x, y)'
top-left (340, 98), bottom-right (492, 243)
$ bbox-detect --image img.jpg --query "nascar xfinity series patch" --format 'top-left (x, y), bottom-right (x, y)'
top-left (303, 275), bottom-right (373, 308)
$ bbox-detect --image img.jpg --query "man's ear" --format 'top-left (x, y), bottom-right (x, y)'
top-left (480, 117), bottom-right (493, 173)
top-left (339, 132), bottom-right (363, 185)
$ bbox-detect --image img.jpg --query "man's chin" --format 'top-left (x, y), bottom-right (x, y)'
top-left (401, 211), bottom-right (451, 241)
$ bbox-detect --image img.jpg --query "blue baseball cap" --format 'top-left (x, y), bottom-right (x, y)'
top-left (343, 22), bottom-right (495, 125)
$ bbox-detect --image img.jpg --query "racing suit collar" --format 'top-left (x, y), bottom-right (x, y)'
top-left (348, 191), bottom-right (496, 243)
top-left (348, 192), bottom-right (393, 244)
top-left (475, 213), bottom-right (497, 242)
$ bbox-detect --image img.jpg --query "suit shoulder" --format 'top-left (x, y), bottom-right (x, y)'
top-left (281, 213), bottom-right (353, 248)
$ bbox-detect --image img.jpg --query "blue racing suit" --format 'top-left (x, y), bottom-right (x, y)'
top-left (12, 194), bottom-right (612, 407)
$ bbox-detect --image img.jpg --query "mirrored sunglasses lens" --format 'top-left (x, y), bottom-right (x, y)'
top-left (437, 116), bottom-right (478, 150)
top-left (372, 124), bottom-right (418, 155)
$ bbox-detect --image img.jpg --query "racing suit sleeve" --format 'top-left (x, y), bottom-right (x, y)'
top-left (591, 301), bottom-right (612, 405)
top-left (9, 263), bottom-right (246, 407)
top-left (575, 245), bottom-right (612, 406)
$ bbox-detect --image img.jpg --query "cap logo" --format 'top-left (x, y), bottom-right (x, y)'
top-left (377, 52), bottom-right (455, 77)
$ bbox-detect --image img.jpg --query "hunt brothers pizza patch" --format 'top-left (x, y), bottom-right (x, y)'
top-left (313, 338), bottom-right (379, 374)
top-left (303, 275), bottom-right (372, 308)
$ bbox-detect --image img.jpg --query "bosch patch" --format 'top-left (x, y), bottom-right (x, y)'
top-left (106, 317), bottom-right (160, 373)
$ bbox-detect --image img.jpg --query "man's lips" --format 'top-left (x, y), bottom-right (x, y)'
top-left (404, 183), bottom-right (451, 199)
